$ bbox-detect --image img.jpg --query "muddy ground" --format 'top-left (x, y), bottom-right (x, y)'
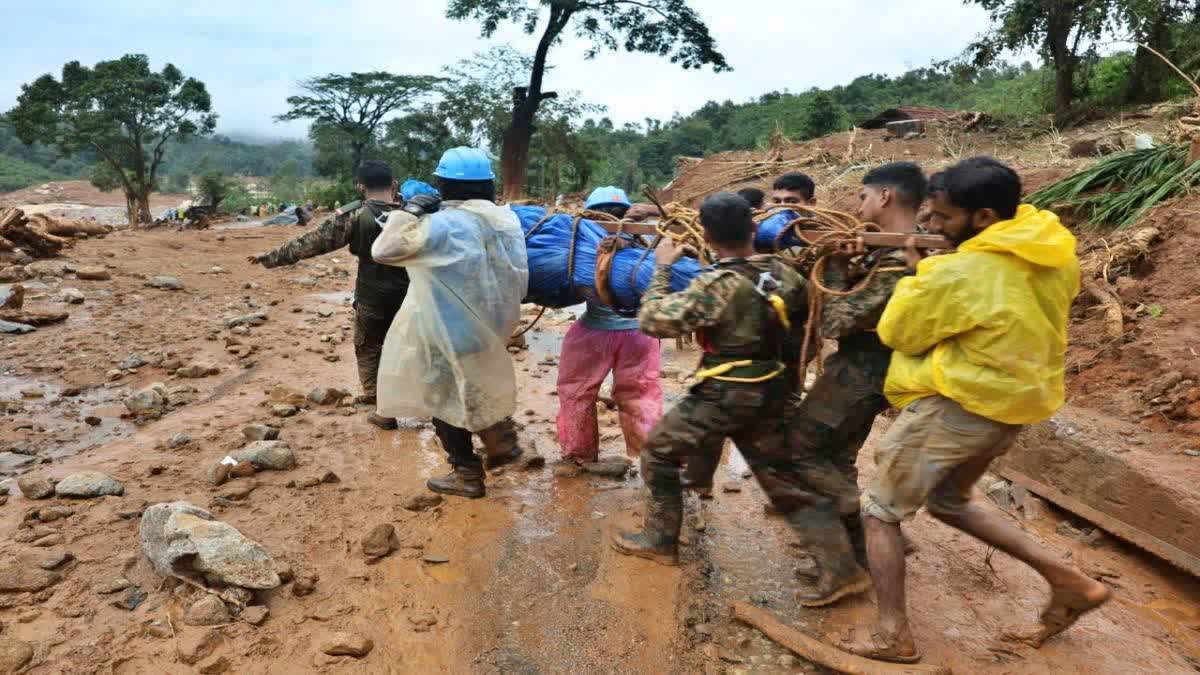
top-left (1, 213), bottom-right (1199, 674)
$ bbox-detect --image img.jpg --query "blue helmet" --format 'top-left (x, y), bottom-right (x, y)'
top-left (433, 147), bottom-right (495, 181)
top-left (400, 178), bottom-right (441, 202)
top-left (585, 186), bottom-right (631, 210)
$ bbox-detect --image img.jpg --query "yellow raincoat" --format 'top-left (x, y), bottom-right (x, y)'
top-left (878, 205), bottom-right (1080, 425)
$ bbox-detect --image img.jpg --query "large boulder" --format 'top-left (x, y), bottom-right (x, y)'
top-left (139, 501), bottom-right (280, 589)
top-left (230, 441), bottom-right (296, 471)
top-left (125, 383), bottom-right (169, 417)
top-left (55, 471), bottom-right (125, 498)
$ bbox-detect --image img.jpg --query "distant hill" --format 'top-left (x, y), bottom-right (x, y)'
top-left (0, 154), bottom-right (67, 193)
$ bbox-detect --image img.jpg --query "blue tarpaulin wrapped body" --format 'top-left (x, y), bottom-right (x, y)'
top-left (510, 205), bottom-right (800, 312)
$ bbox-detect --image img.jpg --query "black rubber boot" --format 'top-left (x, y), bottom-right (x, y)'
top-left (610, 494), bottom-right (683, 566)
top-left (427, 466), bottom-right (485, 499)
top-left (789, 508), bottom-right (872, 608)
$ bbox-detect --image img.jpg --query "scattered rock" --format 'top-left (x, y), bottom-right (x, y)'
top-left (30, 549), bottom-right (74, 570)
top-left (112, 585), bottom-right (147, 610)
top-left (230, 441), bottom-right (296, 471)
top-left (291, 572), bottom-right (318, 597)
top-left (0, 565), bottom-right (62, 592)
top-left (242, 424), bottom-right (279, 441)
top-left (307, 387), bottom-right (350, 406)
top-left (207, 463), bottom-right (232, 487)
top-left (59, 287), bottom-right (85, 304)
top-left (197, 655), bottom-right (231, 674)
top-left (92, 576), bottom-right (133, 595)
top-left (0, 319), bottom-right (34, 334)
top-left (177, 629), bottom-right (220, 665)
top-left (241, 605), bottom-right (269, 626)
top-left (408, 614), bottom-right (437, 631)
top-left (225, 312), bottom-right (268, 328)
top-left (30, 533), bottom-right (65, 548)
top-left (119, 353), bottom-right (148, 370)
top-left (0, 639), bottom-right (34, 674)
top-left (403, 493), bottom-right (444, 512)
top-left (362, 524), bottom-right (401, 560)
top-left (145, 275), bottom-right (184, 290)
top-left (55, 471), bottom-right (125, 498)
top-left (185, 595), bottom-right (233, 626)
top-left (581, 459), bottom-right (631, 478)
top-left (220, 481), bottom-right (258, 501)
top-left (230, 461), bottom-right (258, 479)
top-left (17, 474), bottom-right (55, 500)
top-left (84, 415), bottom-right (102, 426)
top-left (76, 266), bottom-right (111, 281)
top-left (422, 554), bottom-right (449, 565)
top-left (36, 505), bottom-right (75, 522)
top-left (125, 383), bottom-right (169, 417)
top-left (168, 433), bottom-right (193, 449)
top-left (271, 405), bottom-right (300, 418)
top-left (177, 364), bottom-right (220, 379)
top-left (319, 632), bottom-right (374, 658)
top-left (139, 501), bottom-right (281, 589)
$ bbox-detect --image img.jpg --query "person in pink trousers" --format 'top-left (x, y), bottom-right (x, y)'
top-left (557, 187), bottom-right (664, 463)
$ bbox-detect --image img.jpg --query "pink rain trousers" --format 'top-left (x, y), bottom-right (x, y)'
top-left (556, 322), bottom-right (663, 462)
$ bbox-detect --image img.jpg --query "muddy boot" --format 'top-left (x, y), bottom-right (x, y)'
top-left (610, 495), bottom-right (683, 566)
top-left (485, 445), bottom-right (525, 470)
top-left (426, 466), bottom-right (485, 499)
top-left (789, 509), bottom-right (872, 608)
top-left (367, 413), bottom-right (398, 430)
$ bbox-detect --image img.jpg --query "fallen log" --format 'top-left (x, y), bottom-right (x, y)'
top-left (732, 602), bottom-right (951, 675)
top-left (0, 308), bottom-right (68, 326)
top-left (0, 208), bottom-right (70, 258)
top-left (1076, 226), bottom-right (1162, 339)
top-left (26, 214), bottom-right (111, 237)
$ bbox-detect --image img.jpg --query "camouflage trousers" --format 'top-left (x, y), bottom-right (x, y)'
top-left (353, 296), bottom-right (405, 399)
top-left (642, 378), bottom-right (817, 514)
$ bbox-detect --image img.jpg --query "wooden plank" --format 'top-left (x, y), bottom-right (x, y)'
top-left (998, 467), bottom-right (1200, 578)
top-left (732, 602), bottom-right (951, 675)
top-left (593, 220), bottom-right (952, 250)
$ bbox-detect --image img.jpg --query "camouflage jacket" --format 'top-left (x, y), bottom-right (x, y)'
top-left (257, 200), bottom-right (409, 303)
top-left (639, 254), bottom-right (807, 360)
top-left (819, 247), bottom-right (911, 377)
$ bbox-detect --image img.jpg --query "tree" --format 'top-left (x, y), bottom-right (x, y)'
top-left (198, 171), bottom-right (230, 209)
top-left (1119, 0), bottom-right (1194, 103)
top-left (448, 0), bottom-right (729, 199)
top-left (8, 54), bottom-right (217, 224)
top-left (275, 72), bottom-right (443, 176)
top-left (803, 91), bottom-right (848, 137)
top-left (965, 0), bottom-right (1118, 125)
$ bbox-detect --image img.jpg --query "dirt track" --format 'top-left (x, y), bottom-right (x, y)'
top-left (1, 219), bottom-right (1198, 674)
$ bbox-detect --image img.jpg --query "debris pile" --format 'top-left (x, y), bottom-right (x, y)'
top-left (0, 208), bottom-right (111, 261)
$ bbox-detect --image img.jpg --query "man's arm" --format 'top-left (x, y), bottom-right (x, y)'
top-left (877, 257), bottom-right (980, 356)
top-left (638, 266), bottom-right (738, 339)
top-left (252, 211), bottom-right (353, 268)
top-left (820, 258), bottom-right (911, 339)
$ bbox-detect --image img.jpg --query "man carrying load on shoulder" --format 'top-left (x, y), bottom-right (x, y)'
top-left (843, 157), bottom-right (1110, 664)
top-left (610, 192), bottom-right (814, 565)
top-left (782, 162), bottom-right (926, 608)
top-left (556, 187), bottom-right (664, 465)
top-left (372, 147), bottom-right (528, 499)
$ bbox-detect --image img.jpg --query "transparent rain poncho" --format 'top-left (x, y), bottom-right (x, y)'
top-left (372, 200), bottom-right (529, 431)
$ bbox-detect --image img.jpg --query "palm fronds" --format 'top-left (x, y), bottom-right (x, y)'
top-left (1028, 144), bottom-right (1200, 229)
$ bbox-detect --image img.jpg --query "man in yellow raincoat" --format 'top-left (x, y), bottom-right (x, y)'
top-left (843, 157), bottom-right (1111, 664)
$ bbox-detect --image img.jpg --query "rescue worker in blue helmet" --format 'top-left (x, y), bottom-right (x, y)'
top-left (555, 187), bottom-right (664, 467)
top-left (372, 147), bottom-right (530, 498)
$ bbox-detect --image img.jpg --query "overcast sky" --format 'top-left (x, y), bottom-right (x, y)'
top-left (2, 0), bottom-right (995, 141)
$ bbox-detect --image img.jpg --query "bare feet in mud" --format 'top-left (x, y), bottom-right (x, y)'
top-left (837, 623), bottom-right (921, 664)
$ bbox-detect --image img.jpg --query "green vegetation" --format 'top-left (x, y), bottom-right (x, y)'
top-left (0, 154), bottom-right (67, 193)
top-left (1028, 144), bottom-right (1200, 229)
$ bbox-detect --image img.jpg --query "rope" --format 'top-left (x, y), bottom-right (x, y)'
top-left (512, 305), bottom-right (547, 339)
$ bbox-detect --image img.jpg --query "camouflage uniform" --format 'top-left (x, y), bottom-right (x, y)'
top-left (615, 255), bottom-right (869, 572)
top-left (786, 248), bottom-right (911, 567)
top-left (258, 200), bottom-right (409, 399)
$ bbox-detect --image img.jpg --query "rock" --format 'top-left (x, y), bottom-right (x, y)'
top-left (0, 265), bottom-right (26, 282)
top-left (125, 383), bottom-right (169, 417)
top-left (220, 481), bottom-right (258, 501)
top-left (30, 533), bottom-right (64, 548)
top-left (55, 471), bottom-right (125, 498)
top-left (408, 614), bottom-right (437, 631)
top-left (0, 284), bottom-right (24, 309)
top-left (178, 364), bottom-right (220, 379)
top-left (422, 554), bottom-right (449, 565)
top-left (18, 474), bottom-right (55, 500)
top-left (139, 501), bottom-right (281, 589)
top-left (12, 525), bottom-right (59, 544)
top-left (145, 275), bottom-right (184, 290)
top-left (985, 479), bottom-right (1013, 510)
top-left (225, 312), bottom-right (268, 328)
top-left (271, 405), bottom-right (300, 418)
top-left (1069, 135), bottom-right (1125, 158)
top-left (307, 387), bottom-right (350, 406)
top-left (112, 585), bottom-right (148, 610)
top-left (0, 319), bottom-right (34, 334)
top-left (119, 353), bottom-right (148, 370)
top-left (581, 460), bottom-right (631, 478)
top-left (197, 655), bottom-right (231, 674)
top-left (0, 565), bottom-right (61, 592)
top-left (319, 632), bottom-right (374, 658)
top-left (242, 424), bottom-right (279, 441)
top-left (361, 524), bottom-right (401, 559)
top-left (268, 386), bottom-right (307, 407)
top-left (0, 639), bottom-right (34, 673)
top-left (76, 266), bottom-right (111, 281)
top-left (185, 595), bottom-right (232, 626)
top-left (30, 549), bottom-right (74, 570)
top-left (84, 415), bottom-right (101, 427)
top-left (168, 433), bottom-right (192, 449)
top-left (92, 576), bottom-right (132, 595)
top-left (403, 493), bottom-right (444, 512)
top-left (36, 505), bottom-right (75, 522)
top-left (291, 572), bottom-right (318, 597)
top-left (60, 287), bottom-right (85, 304)
top-left (241, 605), bottom-right (269, 626)
top-left (207, 463), bottom-right (232, 487)
top-left (230, 441), bottom-right (296, 471)
top-left (176, 629), bottom-right (220, 665)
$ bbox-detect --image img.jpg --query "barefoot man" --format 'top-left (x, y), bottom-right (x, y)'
top-left (845, 157), bottom-right (1110, 663)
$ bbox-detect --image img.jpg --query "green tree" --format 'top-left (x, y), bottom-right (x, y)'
top-left (275, 72), bottom-right (443, 176)
top-left (965, 0), bottom-right (1118, 125)
top-left (447, 0), bottom-right (729, 200)
top-left (8, 54), bottom-right (216, 223)
top-left (379, 111), bottom-right (458, 181)
top-left (803, 91), bottom-right (849, 137)
top-left (198, 171), bottom-right (230, 209)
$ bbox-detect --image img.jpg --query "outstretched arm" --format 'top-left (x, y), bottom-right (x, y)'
top-left (250, 212), bottom-right (353, 268)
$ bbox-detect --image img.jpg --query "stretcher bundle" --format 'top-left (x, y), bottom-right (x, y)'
top-left (511, 205), bottom-right (802, 312)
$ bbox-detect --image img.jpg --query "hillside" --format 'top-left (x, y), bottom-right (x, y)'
top-left (0, 154), bottom-right (68, 193)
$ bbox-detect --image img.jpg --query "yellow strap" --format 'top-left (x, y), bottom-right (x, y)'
top-left (694, 360), bottom-right (787, 384)
top-left (768, 294), bottom-right (792, 331)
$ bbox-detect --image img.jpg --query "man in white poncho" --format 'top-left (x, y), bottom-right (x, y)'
top-left (372, 147), bottom-right (529, 499)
